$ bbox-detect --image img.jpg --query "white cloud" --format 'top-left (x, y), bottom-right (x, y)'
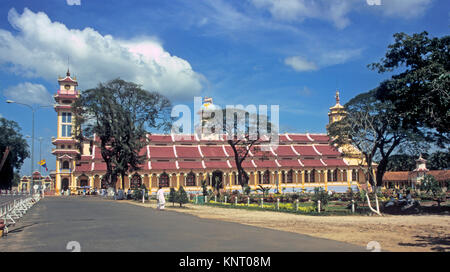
top-left (250, 0), bottom-right (434, 29)
top-left (380, 0), bottom-right (433, 19)
top-left (66, 0), bottom-right (81, 6)
top-left (3, 82), bottom-right (53, 106)
top-left (318, 48), bottom-right (363, 66)
top-left (251, 0), bottom-right (353, 29)
top-left (0, 8), bottom-right (204, 100)
top-left (284, 56), bottom-right (318, 72)
top-left (285, 48), bottom-right (362, 72)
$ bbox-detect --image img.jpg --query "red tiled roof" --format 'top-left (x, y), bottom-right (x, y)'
top-left (178, 161), bottom-right (204, 170)
top-left (204, 160), bottom-right (231, 169)
top-left (93, 162), bottom-right (107, 171)
top-left (272, 145), bottom-right (297, 157)
top-left (148, 134), bottom-right (173, 143)
top-left (200, 145), bottom-right (227, 157)
top-left (383, 171), bottom-right (409, 181)
top-left (322, 159), bottom-right (348, 167)
top-left (300, 159), bottom-right (325, 167)
top-left (428, 170), bottom-right (450, 181)
top-left (277, 159), bottom-right (302, 168)
top-left (229, 160), bottom-right (256, 169)
top-left (293, 145), bottom-right (319, 156)
top-left (309, 134), bottom-right (329, 142)
top-left (287, 134), bottom-right (311, 142)
top-left (149, 146), bottom-right (175, 158)
top-left (315, 145), bottom-right (341, 156)
top-left (149, 161), bottom-right (178, 170)
top-left (75, 163), bottom-right (92, 172)
top-left (175, 146), bottom-right (202, 158)
top-left (253, 160), bottom-right (278, 168)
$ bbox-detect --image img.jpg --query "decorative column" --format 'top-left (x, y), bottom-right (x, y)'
top-left (229, 172), bottom-right (233, 189)
top-left (324, 170), bottom-right (328, 191)
top-left (176, 173), bottom-right (180, 188)
top-left (278, 171), bottom-right (282, 193)
top-left (301, 170), bottom-right (305, 190)
top-left (89, 176), bottom-right (94, 188)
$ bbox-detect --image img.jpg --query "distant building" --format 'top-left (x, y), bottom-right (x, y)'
top-left (383, 155), bottom-right (450, 189)
top-left (43, 71), bottom-right (369, 195)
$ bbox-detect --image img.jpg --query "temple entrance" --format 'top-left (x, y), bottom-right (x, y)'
top-left (62, 178), bottom-right (69, 191)
top-left (211, 170), bottom-right (223, 189)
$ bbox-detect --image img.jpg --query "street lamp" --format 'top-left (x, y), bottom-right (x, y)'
top-left (6, 100), bottom-right (53, 194)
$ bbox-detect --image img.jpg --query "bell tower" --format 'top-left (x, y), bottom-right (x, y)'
top-left (51, 69), bottom-right (80, 195)
top-left (328, 90), bottom-right (346, 126)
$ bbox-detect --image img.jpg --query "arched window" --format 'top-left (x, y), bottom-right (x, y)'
top-left (258, 171), bottom-right (262, 184)
top-left (130, 174), bottom-right (142, 188)
top-left (352, 170), bottom-right (358, 181)
top-left (186, 172), bottom-right (196, 186)
top-left (62, 161), bottom-right (70, 169)
top-left (263, 170), bottom-right (270, 184)
top-left (287, 170), bottom-right (293, 183)
top-left (101, 176), bottom-right (108, 189)
top-left (305, 171), bottom-right (309, 183)
top-left (281, 171), bottom-right (285, 183)
top-left (343, 170), bottom-right (347, 182)
top-left (159, 173), bottom-right (170, 187)
top-left (310, 169), bottom-right (316, 183)
top-left (327, 170), bottom-right (332, 182)
top-left (333, 168), bottom-right (339, 182)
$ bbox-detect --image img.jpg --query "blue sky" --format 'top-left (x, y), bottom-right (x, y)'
top-left (0, 0), bottom-right (448, 176)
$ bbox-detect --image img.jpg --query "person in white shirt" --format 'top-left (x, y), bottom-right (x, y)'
top-left (157, 185), bottom-right (165, 210)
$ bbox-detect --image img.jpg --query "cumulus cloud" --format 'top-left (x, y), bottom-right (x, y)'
top-left (0, 8), bottom-right (204, 100)
top-left (284, 56), bottom-right (318, 72)
top-left (250, 0), bottom-right (433, 29)
top-left (3, 82), bottom-right (53, 106)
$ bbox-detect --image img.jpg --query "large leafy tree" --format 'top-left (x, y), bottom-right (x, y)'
top-left (328, 90), bottom-right (424, 215)
top-left (74, 78), bottom-right (171, 190)
top-left (0, 117), bottom-right (29, 189)
top-left (370, 31), bottom-right (450, 147)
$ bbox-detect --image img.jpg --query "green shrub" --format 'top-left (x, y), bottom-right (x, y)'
top-left (176, 186), bottom-right (189, 207)
top-left (311, 187), bottom-right (330, 211)
top-left (168, 187), bottom-right (177, 206)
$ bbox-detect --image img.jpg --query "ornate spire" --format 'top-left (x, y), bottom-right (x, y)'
top-left (335, 90), bottom-right (340, 105)
top-left (66, 68), bottom-right (71, 77)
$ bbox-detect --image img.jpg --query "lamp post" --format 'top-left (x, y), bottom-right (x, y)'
top-left (6, 100), bottom-right (53, 194)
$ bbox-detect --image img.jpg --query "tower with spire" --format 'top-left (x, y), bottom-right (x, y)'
top-left (51, 69), bottom-right (80, 194)
top-left (327, 90), bottom-right (346, 126)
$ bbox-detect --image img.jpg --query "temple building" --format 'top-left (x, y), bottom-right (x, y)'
top-left (48, 72), bottom-right (367, 195)
top-left (383, 155), bottom-right (450, 189)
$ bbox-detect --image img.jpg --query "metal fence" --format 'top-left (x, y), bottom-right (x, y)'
top-left (0, 191), bottom-right (41, 236)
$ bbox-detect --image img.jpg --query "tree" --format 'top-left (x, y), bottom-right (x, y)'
top-left (0, 117), bottom-right (29, 189)
top-left (176, 186), bottom-right (189, 207)
top-left (427, 151), bottom-right (450, 170)
top-left (168, 187), bottom-right (177, 206)
top-left (328, 90), bottom-right (425, 215)
top-left (386, 154), bottom-right (417, 171)
top-left (370, 32), bottom-right (450, 147)
top-left (208, 107), bottom-right (276, 190)
top-left (73, 78), bottom-right (172, 190)
top-left (420, 175), bottom-right (445, 207)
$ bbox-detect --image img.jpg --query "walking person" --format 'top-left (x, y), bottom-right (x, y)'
top-left (157, 185), bottom-right (165, 211)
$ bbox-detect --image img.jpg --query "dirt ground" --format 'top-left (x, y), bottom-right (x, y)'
top-left (123, 200), bottom-right (450, 252)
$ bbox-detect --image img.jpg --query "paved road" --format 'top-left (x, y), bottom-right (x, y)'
top-left (0, 196), bottom-right (364, 252)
